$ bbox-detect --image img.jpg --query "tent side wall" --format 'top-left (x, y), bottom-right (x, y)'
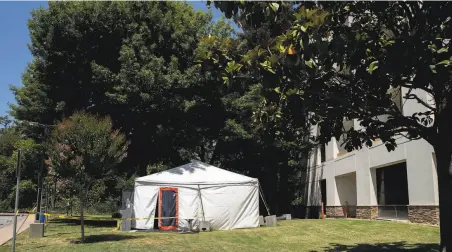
top-left (133, 181), bottom-right (259, 230)
top-left (133, 182), bottom-right (159, 229)
top-left (200, 184), bottom-right (259, 230)
top-left (133, 182), bottom-right (202, 230)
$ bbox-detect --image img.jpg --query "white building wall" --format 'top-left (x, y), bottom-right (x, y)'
top-left (336, 173), bottom-right (357, 206)
top-left (306, 87), bottom-right (438, 210)
top-left (306, 136), bottom-right (437, 207)
top-left (405, 140), bottom-right (438, 205)
top-left (355, 147), bottom-right (378, 206)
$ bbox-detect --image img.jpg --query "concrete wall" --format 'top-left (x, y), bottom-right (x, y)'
top-left (306, 137), bottom-right (437, 207)
top-left (304, 88), bottom-right (438, 224)
top-left (305, 87), bottom-right (437, 208)
top-left (335, 173), bottom-right (357, 206)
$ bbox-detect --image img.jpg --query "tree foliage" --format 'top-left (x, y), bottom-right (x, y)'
top-left (209, 2), bottom-right (452, 251)
top-left (9, 1), bottom-right (311, 215)
top-left (47, 112), bottom-right (128, 242)
top-left (0, 127), bottom-right (41, 211)
top-left (10, 2), bottom-right (212, 172)
top-left (0, 116), bottom-right (12, 130)
top-left (197, 2), bottom-right (314, 213)
top-left (47, 112), bottom-right (128, 191)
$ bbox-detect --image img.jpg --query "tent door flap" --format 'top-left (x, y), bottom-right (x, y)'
top-left (158, 187), bottom-right (178, 230)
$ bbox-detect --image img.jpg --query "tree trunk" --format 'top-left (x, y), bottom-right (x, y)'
top-left (80, 194), bottom-right (85, 243)
top-left (435, 105), bottom-right (452, 252)
top-left (278, 162), bottom-right (290, 214)
top-left (266, 150), bottom-right (279, 215)
top-left (434, 143), bottom-right (452, 252)
top-left (209, 141), bottom-right (220, 165)
top-left (52, 177), bottom-right (57, 210)
top-left (70, 194), bottom-right (73, 216)
top-left (269, 168), bottom-right (279, 215)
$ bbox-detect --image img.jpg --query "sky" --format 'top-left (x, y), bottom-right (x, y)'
top-left (0, 1), bottom-right (223, 118)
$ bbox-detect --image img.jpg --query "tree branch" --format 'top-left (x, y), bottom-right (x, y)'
top-left (399, 83), bottom-right (434, 95)
top-left (386, 108), bottom-right (436, 145)
top-left (400, 2), bottom-right (415, 31)
top-left (405, 93), bottom-right (437, 111)
top-left (393, 128), bottom-right (422, 141)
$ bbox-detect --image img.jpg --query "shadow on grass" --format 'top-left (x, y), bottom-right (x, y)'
top-left (69, 234), bottom-right (140, 244)
top-left (45, 232), bottom-right (80, 237)
top-left (318, 242), bottom-right (439, 252)
top-left (49, 218), bottom-right (117, 227)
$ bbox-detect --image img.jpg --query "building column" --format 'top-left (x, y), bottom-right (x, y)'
top-left (355, 148), bottom-right (378, 219)
top-left (325, 137), bottom-right (339, 161)
top-left (325, 175), bottom-right (345, 217)
top-left (405, 140), bottom-right (439, 225)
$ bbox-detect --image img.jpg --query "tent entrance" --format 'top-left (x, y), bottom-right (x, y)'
top-left (158, 187), bottom-right (179, 231)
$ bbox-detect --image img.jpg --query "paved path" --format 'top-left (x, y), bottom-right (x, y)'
top-left (0, 214), bottom-right (35, 245)
top-left (0, 215), bottom-right (25, 229)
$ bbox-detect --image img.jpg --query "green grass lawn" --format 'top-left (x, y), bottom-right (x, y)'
top-left (1, 219), bottom-right (440, 252)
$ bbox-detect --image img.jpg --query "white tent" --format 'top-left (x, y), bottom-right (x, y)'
top-left (133, 160), bottom-right (260, 231)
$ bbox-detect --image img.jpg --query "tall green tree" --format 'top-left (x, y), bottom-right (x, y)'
top-left (210, 1), bottom-right (452, 250)
top-left (10, 2), bottom-right (213, 175)
top-left (0, 127), bottom-right (41, 211)
top-left (47, 112), bottom-right (128, 242)
top-left (0, 116), bottom-right (12, 130)
top-left (12, 1), bottom-right (307, 216)
top-left (198, 2), bottom-right (313, 214)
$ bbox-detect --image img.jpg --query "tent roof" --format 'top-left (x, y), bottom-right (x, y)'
top-left (135, 160), bottom-right (257, 185)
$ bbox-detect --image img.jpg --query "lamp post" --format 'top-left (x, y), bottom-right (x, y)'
top-left (35, 159), bottom-right (44, 222)
top-left (12, 149), bottom-right (22, 252)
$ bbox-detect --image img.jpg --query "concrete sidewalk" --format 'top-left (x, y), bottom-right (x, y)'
top-left (0, 214), bottom-right (35, 246)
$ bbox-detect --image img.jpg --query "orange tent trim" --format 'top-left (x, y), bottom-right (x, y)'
top-left (158, 187), bottom-right (179, 231)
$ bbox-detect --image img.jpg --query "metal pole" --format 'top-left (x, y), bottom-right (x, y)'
top-left (258, 181), bottom-right (271, 216)
top-left (197, 185), bottom-right (206, 222)
top-left (12, 149), bottom-right (22, 252)
top-left (35, 159), bottom-right (43, 222)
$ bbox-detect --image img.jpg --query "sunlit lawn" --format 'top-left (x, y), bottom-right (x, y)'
top-left (1, 219), bottom-right (440, 252)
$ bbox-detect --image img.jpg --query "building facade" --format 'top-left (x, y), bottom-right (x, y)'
top-left (305, 87), bottom-right (439, 225)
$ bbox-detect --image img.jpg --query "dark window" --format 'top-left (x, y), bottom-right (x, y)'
top-left (376, 162), bottom-right (409, 205)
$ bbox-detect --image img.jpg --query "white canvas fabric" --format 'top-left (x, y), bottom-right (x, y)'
top-left (135, 160), bottom-right (257, 185)
top-left (133, 161), bottom-right (259, 230)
